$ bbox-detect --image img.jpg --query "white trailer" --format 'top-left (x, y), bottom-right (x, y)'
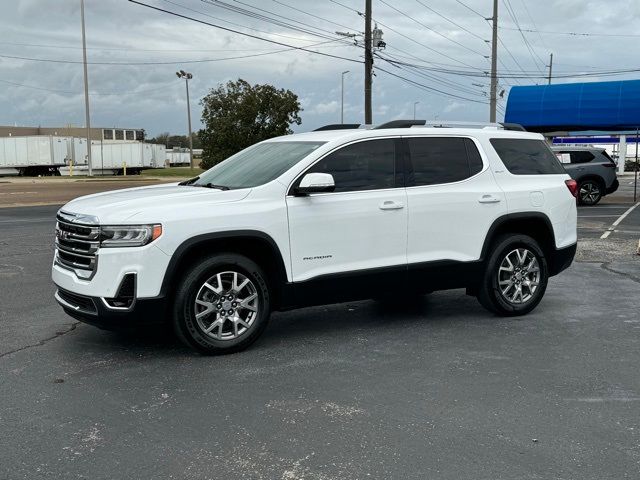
top-left (0, 136), bottom-right (69, 175)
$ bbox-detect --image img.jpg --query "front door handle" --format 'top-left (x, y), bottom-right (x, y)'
top-left (478, 194), bottom-right (501, 204)
top-left (379, 200), bottom-right (405, 210)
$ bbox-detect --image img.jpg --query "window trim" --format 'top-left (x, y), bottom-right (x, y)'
top-left (401, 135), bottom-right (488, 189)
top-left (286, 136), bottom-right (404, 196)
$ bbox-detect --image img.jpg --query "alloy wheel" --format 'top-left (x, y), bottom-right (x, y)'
top-left (194, 271), bottom-right (259, 341)
top-left (497, 248), bottom-right (540, 304)
top-left (579, 181), bottom-right (601, 205)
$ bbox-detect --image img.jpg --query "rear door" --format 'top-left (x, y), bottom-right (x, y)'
top-left (404, 136), bottom-right (507, 265)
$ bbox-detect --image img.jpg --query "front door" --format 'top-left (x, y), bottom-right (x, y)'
top-left (286, 138), bottom-right (408, 304)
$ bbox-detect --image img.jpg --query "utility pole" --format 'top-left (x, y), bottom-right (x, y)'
top-left (341, 70), bottom-right (349, 124)
top-left (547, 53), bottom-right (553, 85)
top-left (80, 0), bottom-right (92, 176)
top-left (176, 70), bottom-right (194, 169)
top-left (413, 101), bottom-right (419, 120)
top-left (488, 0), bottom-right (498, 123)
top-left (364, 0), bottom-right (372, 125)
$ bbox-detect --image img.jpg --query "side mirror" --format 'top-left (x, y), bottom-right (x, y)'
top-left (295, 172), bottom-right (335, 195)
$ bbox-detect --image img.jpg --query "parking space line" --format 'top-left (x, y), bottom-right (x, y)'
top-left (578, 215), bottom-right (620, 218)
top-left (600, 202), bottom-right (640, 239)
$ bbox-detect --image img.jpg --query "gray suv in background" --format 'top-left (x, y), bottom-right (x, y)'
top-left (552, 147), bottom-right (619, 205)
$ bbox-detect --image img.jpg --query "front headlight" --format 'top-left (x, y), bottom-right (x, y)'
top-left (99, 224), bottom-right (162, 248)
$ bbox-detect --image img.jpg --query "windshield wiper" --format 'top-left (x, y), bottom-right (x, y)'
top-left (178, 176), bottom-right (200, 186)
top-left (200, 183), bottom-right (230, 191)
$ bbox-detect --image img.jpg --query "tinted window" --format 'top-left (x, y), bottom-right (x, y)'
top-left (408, 137), bottom-right (482, 186)
top-left (125, 130), bottom-right (135, 141)
top-left (114, 130), bottom-right (124, 140)
top-left (306, 139), bottom-right (396, 192)
top-left (491, 139), bottom-right (565, 175)
top-left (569, 151), bottom-right (595, 164)
top-left (103, 129), bottom-right (113, 140)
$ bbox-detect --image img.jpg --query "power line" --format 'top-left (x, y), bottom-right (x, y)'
top-left (126, 1), bottom-right (362, 64)
top-left (499, 26), bottom-right (640, 38)
top-left (412, 0), bottom-right (487, 42)
top-left (378, 0), bottom-right (488, 58)
top-left (502, 0), bottom-right (545, 71)
top-left (374, 18), bottom-right (483, 69)
top-left (0, 78), bottom-right (179, 96)
top-left (269, 0), bottom-right (359, 32)
top-left (453, 0), bottom-right (486, 19)
top-left (199, 0), bottom-right (340, 41)
top-left (375, 51), bottom-right (487, 97)
top-left (160, 0), bottom-right (330, 42)
top-left (0, 39), bottom-right (343, 53)
top-left (0, 39), bottom-right (348, 65)
top-left (376, 66), bottom-right (489, 105)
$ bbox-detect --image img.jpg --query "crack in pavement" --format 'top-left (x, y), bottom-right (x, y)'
top-left (0, 322), bottom-right (80, 359)
top-left (600, 262), bottom-right (640, 284)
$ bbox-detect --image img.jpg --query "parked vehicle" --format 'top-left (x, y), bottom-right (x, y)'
top-left (552, 146), bottom-right (619, 205)
top-left (52, 121), bottom-right (578, 354)
top-left (0, 135), bottom-right (69, 176)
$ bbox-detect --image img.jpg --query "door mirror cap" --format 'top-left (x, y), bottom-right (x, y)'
top-left (295, 172), bottom-right (335, 195)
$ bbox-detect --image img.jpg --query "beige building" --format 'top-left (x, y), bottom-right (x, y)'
top-left (0, 126), bottom-right (145, 142)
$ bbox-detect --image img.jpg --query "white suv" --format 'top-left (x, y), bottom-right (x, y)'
top-left (52, 121), bottom-right (578, 354)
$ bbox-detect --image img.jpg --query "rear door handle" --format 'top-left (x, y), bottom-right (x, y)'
top-left (379, 200), bottom-right (405, 210)
top-left (478, 194), bottom-right (501, 204)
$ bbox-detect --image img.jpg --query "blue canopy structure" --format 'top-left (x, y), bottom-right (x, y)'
top-left (505, 80), bottom-right (640, 132)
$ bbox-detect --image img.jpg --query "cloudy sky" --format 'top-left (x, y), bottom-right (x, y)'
top-left (1, 0), bottom-right (639, 137)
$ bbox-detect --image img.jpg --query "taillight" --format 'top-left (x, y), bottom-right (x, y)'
top-left (565, 179), bottom-right (578, 198)
top-left (601, 163), bottom-right (616, 168)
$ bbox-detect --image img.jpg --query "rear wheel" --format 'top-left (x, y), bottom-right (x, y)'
top-left (477, 234), bottom-right (548, 316)
top-left (577, 179), bottom-right (602, 205)
top-left (172, 253), bottom-right (271, 354)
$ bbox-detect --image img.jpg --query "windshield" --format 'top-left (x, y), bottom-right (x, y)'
top-left (192, 141), bottom-right (325, 189)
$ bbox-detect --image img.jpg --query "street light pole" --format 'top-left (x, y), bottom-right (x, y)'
top-left (413, 101), bottom-right (419, 120)
top-left (341, 70), bottom-right (349, 124)
top-left (176, 70), bottom-right (194, 169)
top-left (80, 0), bottom-right (92, 176)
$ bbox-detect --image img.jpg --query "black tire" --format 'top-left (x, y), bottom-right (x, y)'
top-left (577, 179), bottom-right (603, 206)
top-left (172, 253), bottom-right (271, 355)
top-left (477, 234), bottom-right (548, 316)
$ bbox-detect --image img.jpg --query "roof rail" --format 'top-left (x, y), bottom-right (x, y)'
top-left (313, 123), bottom-right (361, 131)
top-left (374, 119), bottom-right (426, 129)
top-left (499, 122), bottom-right (526, 131)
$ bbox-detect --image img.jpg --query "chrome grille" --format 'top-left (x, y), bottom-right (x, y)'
top-left (55, 214), bottom-right (100, 279)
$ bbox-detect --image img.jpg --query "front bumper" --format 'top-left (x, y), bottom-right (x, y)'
top-left (55, 287), bottom-right (168, 330)
top-left (52, 242), bottom-right (171, 299)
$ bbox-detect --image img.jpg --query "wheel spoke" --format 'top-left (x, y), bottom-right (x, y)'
top-left (205, 318), bottom-right (222, 333)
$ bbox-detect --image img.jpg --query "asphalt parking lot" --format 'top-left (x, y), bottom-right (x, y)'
top-left (1, 190), bottom-right (639, 479)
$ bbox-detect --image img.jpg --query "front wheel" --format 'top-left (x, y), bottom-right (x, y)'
top-left (477, 234), bottom-right (548, 316)
top-left (172, 253), bottom-right (271, 354)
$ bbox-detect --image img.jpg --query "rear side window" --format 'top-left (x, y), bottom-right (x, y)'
top-left (306, 139), bottom-right (396, 193)
top-left (569, 151), bottom-right (595, 164)
top-left (491, 139), bottom-right (565, 175)
top-left (407, 137), bottom-right (484, 186)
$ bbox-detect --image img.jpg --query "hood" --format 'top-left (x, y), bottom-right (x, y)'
top-left (61, 182), bottom-right (251, 224)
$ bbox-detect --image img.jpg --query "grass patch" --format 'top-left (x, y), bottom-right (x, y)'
top-left (141, 167), bottom-right (205, 177)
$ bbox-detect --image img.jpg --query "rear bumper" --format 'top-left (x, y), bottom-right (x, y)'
top-left (549, 243), bottom-right (577, 276)
top-left (54, 287), bottom-right (168, 330)
top-left (606, 178), bottom-right (619, 195)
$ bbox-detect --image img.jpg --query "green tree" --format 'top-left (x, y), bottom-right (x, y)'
top-left (199, 78), bottom-right (302, 169)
